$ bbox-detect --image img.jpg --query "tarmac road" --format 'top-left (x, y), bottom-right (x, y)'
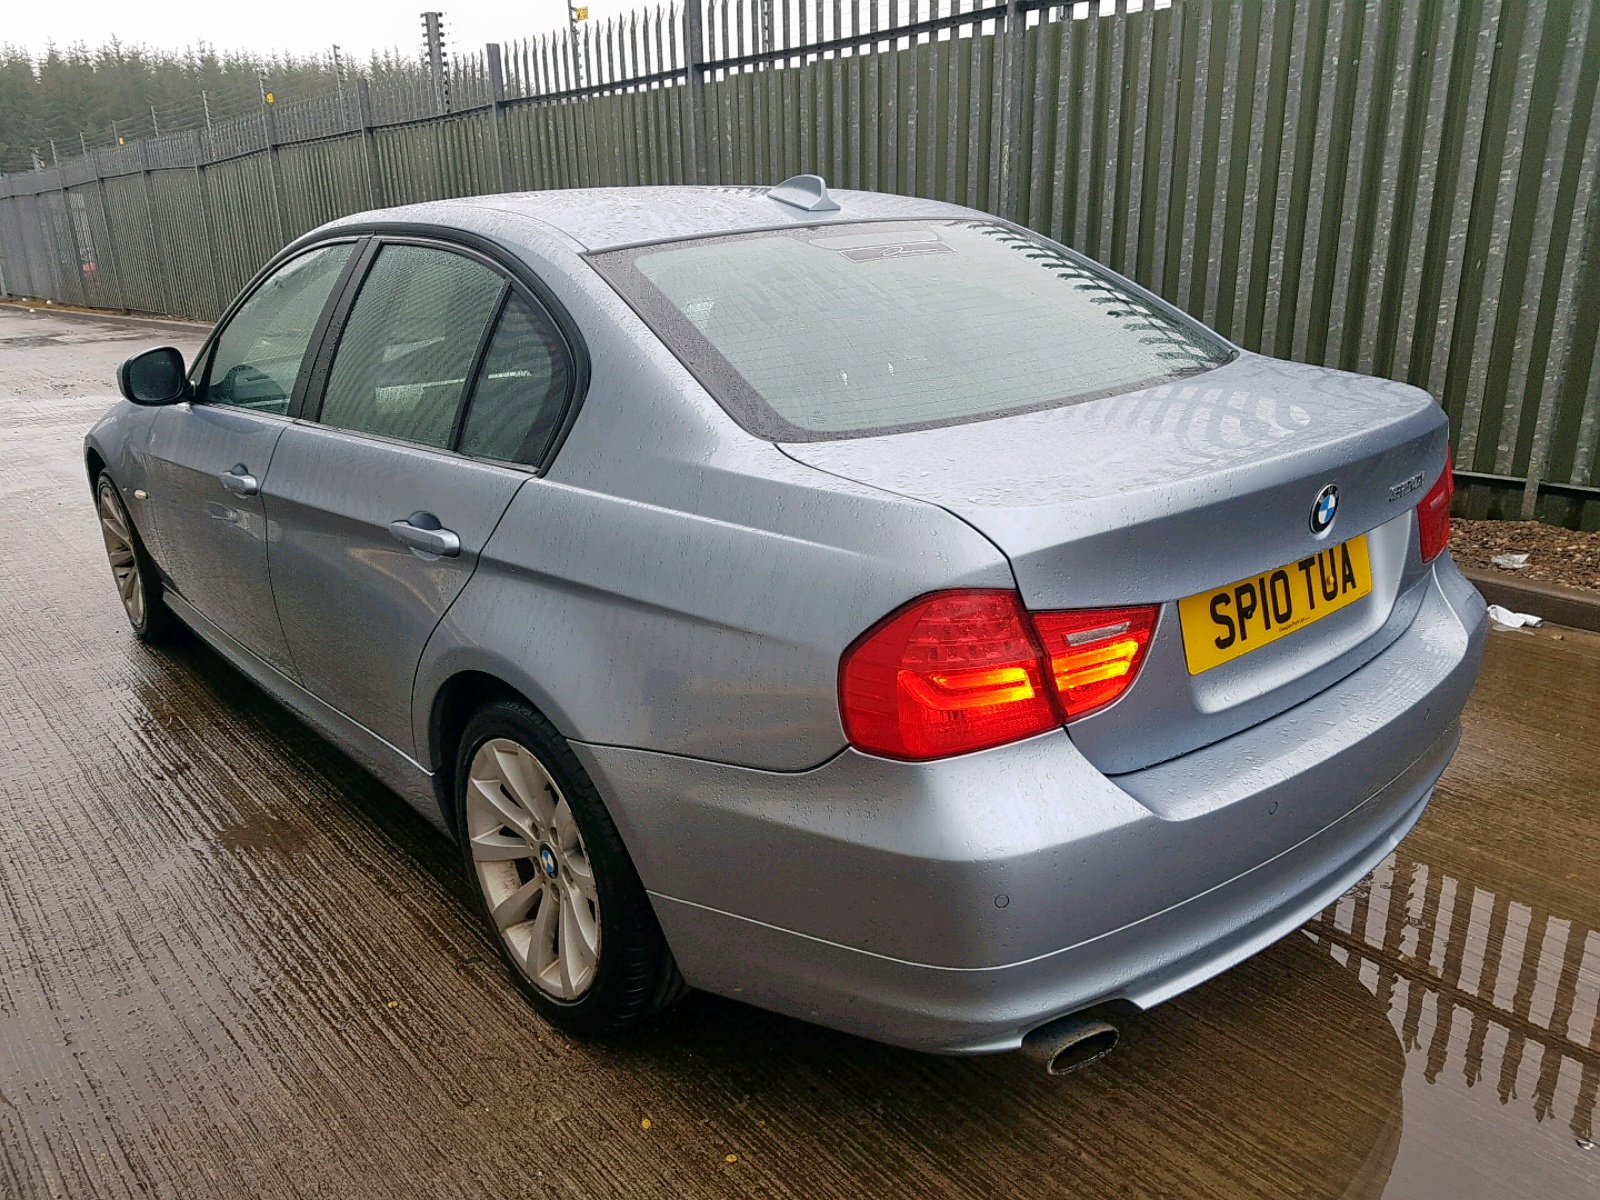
top-left (2, 302), bottom-right (1599, 1199)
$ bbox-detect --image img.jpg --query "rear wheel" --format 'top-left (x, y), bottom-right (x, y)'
top-left (96, 472), bottom-right (174, 643)
top-left (456, 700), bottom-right (685, 1033)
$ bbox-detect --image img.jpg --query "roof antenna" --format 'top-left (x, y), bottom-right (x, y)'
top-left (768, 174), bottom-right (840, 213)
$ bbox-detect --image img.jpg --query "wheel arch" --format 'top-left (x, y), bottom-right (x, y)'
top-left (85, 445), bottom-right (107, 493)
top-left (426, 669), bottom-right (563, 840)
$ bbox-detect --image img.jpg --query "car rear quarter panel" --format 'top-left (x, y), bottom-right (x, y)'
top-left (575, 554), bottom-right (1483, 974)
top-left (411, 223), bottom-right (1014, 771)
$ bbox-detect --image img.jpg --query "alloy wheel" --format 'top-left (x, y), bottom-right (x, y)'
top-left (97, 484), bottom-right (145, 629)
top-left (465, 737), bottom-right (601, 1000)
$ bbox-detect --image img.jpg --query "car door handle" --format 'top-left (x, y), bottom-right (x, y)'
top-left (389, 512), bottom-right (461, 558)
top-left (218, 464), bottom-right (259, 496)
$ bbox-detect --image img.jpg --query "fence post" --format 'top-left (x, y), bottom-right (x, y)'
top-left (26, 169), bottom-right (65, 304)
top-left (14, 178), bottom-right (50, 300)
top-left (0, 178), bottom-right (12, 297)
top-left (193, 129), bottom-right (226, 318)
top-left (995, 0), bottom-right (1026, 221)
top-left (356, 79), bottom-right (387, 210)
top-left (90, 148), bottom-right (129, 313)
top-left (138, 142), bottom-right (176, 316)
top-left (683, 0), bottom-right (710, 184)
top-left (262, 106), bottom-right (292, 245)
top-left (53, 163), bottom-right (86, 308)
top-left (486, 43), bottom-right (512, 193)
top-left (1521, 178), bottom-right (1600, 521)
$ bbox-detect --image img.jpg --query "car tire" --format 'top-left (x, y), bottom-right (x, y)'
top-left (455, 699), bottom-right (687, 1034)
top-left (95, 471), bottom-right (175, 643)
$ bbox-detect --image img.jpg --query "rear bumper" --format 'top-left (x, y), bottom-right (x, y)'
top-left (576, 556), bottom-right (1486, 1052)
top-left (648, 731), bottom-right (1444, 1052)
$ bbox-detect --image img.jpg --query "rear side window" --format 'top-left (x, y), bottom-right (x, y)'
top-left (458, 294), bottom-right (573, 465)
top-left (318, 244), bottom-right (506, 449)
top-left (592, 220), bottom-right (1232, 441)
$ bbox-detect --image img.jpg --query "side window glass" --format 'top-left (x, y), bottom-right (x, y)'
top-left (199, 244), bottom-right (352, 414)
top-left (458, 294), bottom-right (573, 465)
top-left (317, 245), bottom-right (506, 449)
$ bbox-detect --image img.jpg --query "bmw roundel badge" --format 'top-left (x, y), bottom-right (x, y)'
top-left (1310, 484), bottom-right (1339, 535)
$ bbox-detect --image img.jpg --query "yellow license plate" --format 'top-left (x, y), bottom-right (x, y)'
top-left (1178, 536), bottom-right (1372, 674)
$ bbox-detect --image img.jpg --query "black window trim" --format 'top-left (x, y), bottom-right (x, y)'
top-left (188, 235), bottom-right (369, 420)
top-left (291, 224), bottom-right (588, 474)
top-left (294, 236), bottom-right (380, 423)
top-left (448, 285), bottom-right (513, 452)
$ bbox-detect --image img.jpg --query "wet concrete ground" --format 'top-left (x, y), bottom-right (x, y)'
top-left (2, 301), bottom-right (1599, 1199)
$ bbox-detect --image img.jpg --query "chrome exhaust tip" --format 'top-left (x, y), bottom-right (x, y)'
top-left (1021, 1014), bottom-right (1119, 1076)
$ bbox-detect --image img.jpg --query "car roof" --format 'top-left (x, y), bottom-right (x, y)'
top-left (317, 183), bottom-right (984, 254)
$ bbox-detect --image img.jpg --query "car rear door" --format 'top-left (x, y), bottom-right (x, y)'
top-left (261, 238), bottom-right (576, 758)
top-left (144, 241), bottom-right (358, 675)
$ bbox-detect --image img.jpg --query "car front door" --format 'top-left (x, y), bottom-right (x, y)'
top-left (262, 240), bottom-right (575, 758)
top-left (145, 242), bottom-right (357, 675)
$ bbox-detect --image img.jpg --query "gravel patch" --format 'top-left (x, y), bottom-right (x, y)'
top-left (1450, 519), bottom-right (1600, 595)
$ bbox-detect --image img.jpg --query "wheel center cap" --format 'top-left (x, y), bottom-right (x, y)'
top-left (538, 845), bottom-right (559, 878)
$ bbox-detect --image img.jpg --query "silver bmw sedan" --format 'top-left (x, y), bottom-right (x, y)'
top-left (87, 178), bottom-right (1485, 1073)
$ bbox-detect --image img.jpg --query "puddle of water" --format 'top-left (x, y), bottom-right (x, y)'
top-left (0, 331), bottom-right (148, 349)
top-left (1304, 846), bottom-right (1600, 1198)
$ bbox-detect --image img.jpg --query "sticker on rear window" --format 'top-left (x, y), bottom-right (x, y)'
top-left (837, 243), bottom-right (956, 263)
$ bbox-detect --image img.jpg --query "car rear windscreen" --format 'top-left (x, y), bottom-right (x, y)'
top-left (591, 220), bottom-right (1233, 441)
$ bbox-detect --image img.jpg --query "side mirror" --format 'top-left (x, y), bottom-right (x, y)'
top-left (117, 347), bottom-right (190, 406)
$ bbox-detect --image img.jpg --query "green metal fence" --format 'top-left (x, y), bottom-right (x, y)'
top-left (2, 0), bottom-right (1597, 526)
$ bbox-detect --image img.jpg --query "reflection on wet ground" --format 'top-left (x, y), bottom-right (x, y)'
top-left (2, 305), bottom-right (1599, 1197)
top-left (1313, 852), bottom-right (1599, 1152)
top-left (1299, 830), bottom-right (1600, 1195)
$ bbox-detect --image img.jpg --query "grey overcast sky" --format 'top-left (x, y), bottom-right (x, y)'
top-left (4, 0), bottom-right (640, 62)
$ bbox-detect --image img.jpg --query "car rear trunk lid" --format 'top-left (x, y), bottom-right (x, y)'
top-left (782, 352), bottom-right (1450, 773)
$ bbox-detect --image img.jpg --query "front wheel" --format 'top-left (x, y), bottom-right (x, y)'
top-left (96, 472), bottom-right (174, 642)
top-left (456, 700), bottom-right (685, 1034)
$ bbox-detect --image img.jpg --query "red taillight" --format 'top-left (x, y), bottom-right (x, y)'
top-left (1418, 454), bottom-right (1454, 562)
top-left (1030, 606), bottom-right (1159, 720)
top-left (839, 590), bottom-right (1056, 760)
top-left (839, 591), bottom-right (1160, 760)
